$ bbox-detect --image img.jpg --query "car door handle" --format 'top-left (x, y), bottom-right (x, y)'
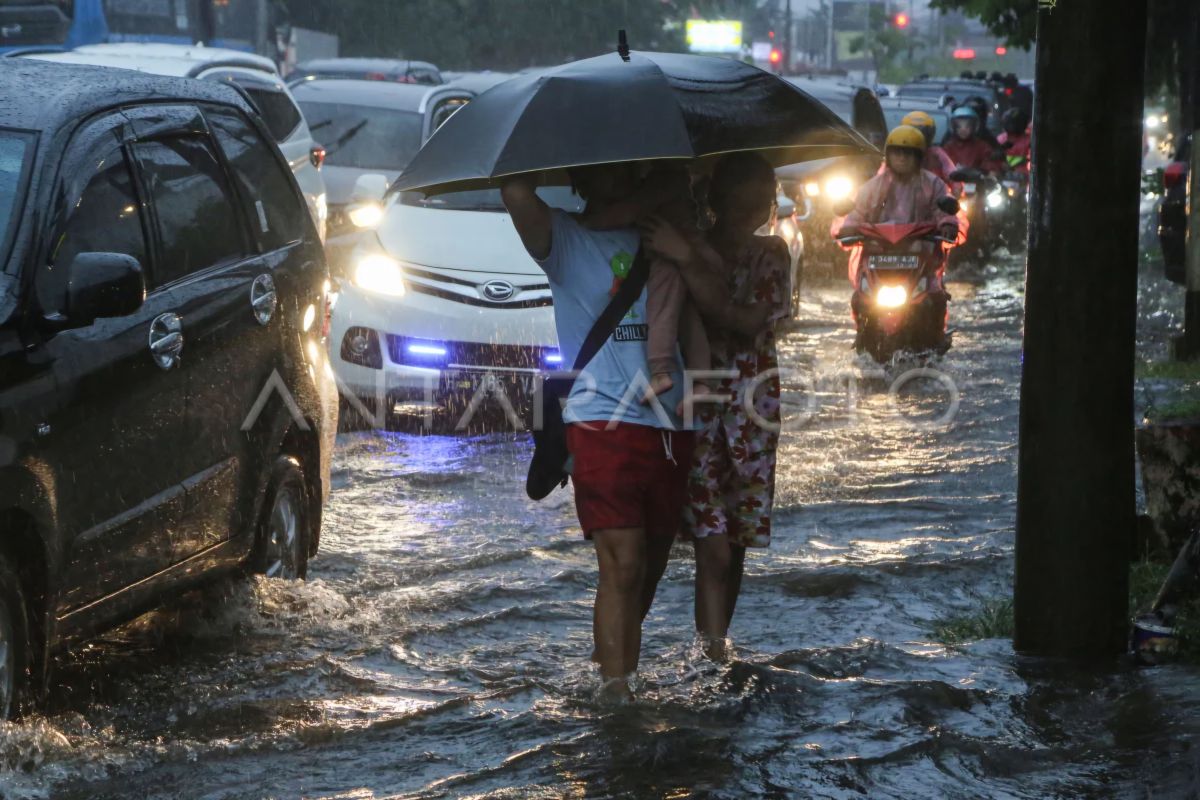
top-left (149, 312), bottom-right (184, 370)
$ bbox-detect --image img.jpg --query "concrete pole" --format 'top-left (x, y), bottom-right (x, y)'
top-left (826, 0), bottom-right (835, 70)
top-left (1013, 0), bottom-right (1147, 657)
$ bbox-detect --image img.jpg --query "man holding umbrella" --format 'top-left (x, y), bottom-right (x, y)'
top-left (392, 39), bottom-right (873, 698)
top-left (503, 164), bottom-right (695, 698)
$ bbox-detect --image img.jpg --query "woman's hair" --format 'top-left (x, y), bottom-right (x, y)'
top-left (708, 151), bottom-right (777, 214)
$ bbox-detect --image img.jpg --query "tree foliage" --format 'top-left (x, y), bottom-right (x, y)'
top-left (927, 0), bottom-right (1037, 50)
top-left (281, 0), bottom-right (761, 71)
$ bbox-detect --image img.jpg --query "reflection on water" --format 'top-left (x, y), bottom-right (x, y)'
top-left (1, 254), bottom-right (1197, 799)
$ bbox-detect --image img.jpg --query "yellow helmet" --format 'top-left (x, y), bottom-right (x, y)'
top-left (901, 110), bottom-right (935, 129)
top-left (885, 124), bottom-right (927, 152)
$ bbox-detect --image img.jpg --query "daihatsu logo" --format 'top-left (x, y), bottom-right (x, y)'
top-left (481, 280), bottom-right (516, 302)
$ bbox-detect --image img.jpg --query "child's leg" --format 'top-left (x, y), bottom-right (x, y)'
top-left (645, 258), bottom-right (686, 400)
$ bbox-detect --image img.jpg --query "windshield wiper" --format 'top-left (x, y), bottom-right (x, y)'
top-left (325, 119), bottom-right (369, 155)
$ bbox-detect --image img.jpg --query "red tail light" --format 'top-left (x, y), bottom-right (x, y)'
top-left (1164, 161), bottom-right (1188, 190)
top-left (366, 71), bottom-right (387, 81)
top-left (1005, 87), bottom-right (1013, 96)
top-left (310, 146), bottom-right (326, 169)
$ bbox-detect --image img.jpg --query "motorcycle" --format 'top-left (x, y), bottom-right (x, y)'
top-left (948, 167), bottom-right (1001, 267)
top-left (836, 213), bottom-right (958, 363)
top-left (996, 157), bottom-right (1030, 253)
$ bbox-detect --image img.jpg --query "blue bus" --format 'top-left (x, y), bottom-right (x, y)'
top-left (0, 0), bottom-right (285, 58)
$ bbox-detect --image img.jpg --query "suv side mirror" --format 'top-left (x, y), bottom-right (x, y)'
top-left (351, 173), bottom-right (390, 204)
top-left (64, 253), bottom-right (146, 327)
top-left (936, 196), bottom-right (961, 215)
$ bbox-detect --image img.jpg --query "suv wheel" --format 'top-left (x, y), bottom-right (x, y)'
top-left (0, 556), bottom-right (31, 719)
top-left (254, 457), bottom-right (310, 580)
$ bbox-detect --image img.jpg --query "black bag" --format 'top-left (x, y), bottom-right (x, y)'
top-left (526, 247), bottom-right (650, 500)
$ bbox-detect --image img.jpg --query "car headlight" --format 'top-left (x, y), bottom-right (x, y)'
top-left (876, 285), bottom-right (908, 308)
top-left (804, 181), bottom-right (821, 197)
top-left (354, 254), bottom-right (406, 296)
top-left (824, 176), bottom-right (854, 201)
top-left (986, 191), bottom-right (1005, 209)
top-left (349, 202), bottom-right (385, 229)
top-left (959, 197), bottom-right (970, 214)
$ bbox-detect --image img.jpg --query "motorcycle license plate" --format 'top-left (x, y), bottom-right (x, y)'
top-left (869, 254), bottom-right (920, 270)
top-left (963, 182), bottom-right (976, 193)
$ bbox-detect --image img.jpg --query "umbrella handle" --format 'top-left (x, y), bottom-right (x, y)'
top-left (618, 29), bottom-right (630, 62)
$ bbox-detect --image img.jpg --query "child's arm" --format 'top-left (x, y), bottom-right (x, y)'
top-left (584, 166), bottom-right (688, 230)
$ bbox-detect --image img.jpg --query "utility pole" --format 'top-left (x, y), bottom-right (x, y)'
top-left (784, 0), bottom-right (793, 74)
top-left (826, 0), bottom-right (835, 70)
top-left (1014, 0), bottom-right (1147, 657)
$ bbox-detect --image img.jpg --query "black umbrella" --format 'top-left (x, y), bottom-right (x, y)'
top-left (393, 45), bottom-right (877, 195)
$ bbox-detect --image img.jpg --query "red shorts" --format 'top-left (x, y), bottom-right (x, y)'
top-left (566, 422), bottom-right (695, 538)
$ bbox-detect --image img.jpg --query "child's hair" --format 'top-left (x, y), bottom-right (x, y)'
top-left (708, 152), bottom-right (777, 215)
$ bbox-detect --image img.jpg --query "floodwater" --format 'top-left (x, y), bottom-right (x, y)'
top-left (2, 252), bottom-right (1198, 799)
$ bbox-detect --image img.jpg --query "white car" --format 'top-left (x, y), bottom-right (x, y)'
top-left (24, 43), bottom-right (328, 240)
top-left (332, 186), bottom-right (584, 425)
top-left (288, 78), bottom-right (474, 258)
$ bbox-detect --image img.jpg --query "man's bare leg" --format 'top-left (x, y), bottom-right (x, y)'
top-left (592, 527), bottom-right (646, 699)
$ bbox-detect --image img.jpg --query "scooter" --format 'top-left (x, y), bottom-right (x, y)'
top-left (996, 158), bottom-right (1030, 253)
top-left (836, 212), bottom-right (958, 363)
top-left (949, 167), bottom-right (1001, 267)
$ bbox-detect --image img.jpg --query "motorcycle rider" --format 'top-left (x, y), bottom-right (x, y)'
top-left (997, 107), bottom-right (1032, 175)
top-left (838, 125), bottom-right (959, 284)
top-left (943, 105), bottom-right (1004, 175)
top-left (898, 110), bottom-right (960, 193)
top-left (836, 125), bottom-right (958, 352)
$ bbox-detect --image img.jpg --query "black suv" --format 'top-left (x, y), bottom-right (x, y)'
top-left (0, 60), bottom-right (338, 717)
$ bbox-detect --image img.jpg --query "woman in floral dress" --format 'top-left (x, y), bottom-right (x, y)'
top-left (639, 152), bottom-right (791, 657)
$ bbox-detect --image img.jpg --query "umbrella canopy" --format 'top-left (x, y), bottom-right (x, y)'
top-left (393, 50), bottom-right (878, 195)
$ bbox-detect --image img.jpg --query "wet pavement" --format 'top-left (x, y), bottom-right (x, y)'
top-left (1, 252), bottom-right (1199, 799)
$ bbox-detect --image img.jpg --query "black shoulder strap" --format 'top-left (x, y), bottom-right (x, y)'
top-left (571, 247), bottom-right (650, 372)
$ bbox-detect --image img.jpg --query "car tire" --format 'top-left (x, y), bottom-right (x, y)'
top-left (0, 556), bottom-right (32, 720)
top-left (252, 457), bottom-right (311, 580)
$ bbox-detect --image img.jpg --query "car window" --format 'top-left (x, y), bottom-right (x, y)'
top-left (133, 136), bottom-right (247, 287)
top-left (0, 132), bottom-right (30, 275)
top-left (206, 106), bottom-right (306, 250)
top-left (298, 101), bottom-right (424, 171)
top-left (241, 87), bottom-right (303, 142)
top-left (429, 98), bottom-right (468, 132)
top-left (102, 0), bottom-right (192, 37)
top-left (41, 151), bottom-right (147, 314)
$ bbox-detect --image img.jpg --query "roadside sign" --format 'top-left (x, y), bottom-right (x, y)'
top-left (686, 19), bottom-right (743, 54)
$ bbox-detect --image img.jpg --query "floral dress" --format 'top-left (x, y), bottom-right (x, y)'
top-left (682, 235), bottom-right (791, 548)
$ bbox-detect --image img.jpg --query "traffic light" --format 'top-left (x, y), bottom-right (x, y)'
top-left (894, 12), bottom-right (910, 28)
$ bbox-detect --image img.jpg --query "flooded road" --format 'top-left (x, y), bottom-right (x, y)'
top-left (2, 253), bottom-right (1198, 799)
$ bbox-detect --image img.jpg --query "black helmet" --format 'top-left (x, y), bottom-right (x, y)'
top-left (965, 95), bottom-right (990, 126)
top-left (1002, 107), bottom-right (1030, 135)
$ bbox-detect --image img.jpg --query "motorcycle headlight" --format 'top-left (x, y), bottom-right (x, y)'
top-left (804, 181), bottom-right (821, 197)
top-left (349, 202), bottom-right (386, 229)
top-left (876, 285), bottom-right (908, 308)
top-left (354, 254), bottom-right (407, 297)
top-left (825, 176), bottom-right (854, 201)
top-left (986, 191), bottom-right (1005, 209)
top-left (959, 198), bottom-right (970, 214)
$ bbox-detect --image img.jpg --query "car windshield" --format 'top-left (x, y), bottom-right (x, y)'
top-left (0, 131), bottom-right (31, 271)
top-left (883, 107), bottom-right (950, 134)
top-left (298, 102), bottom-right (423, 171)
top-left (399, 186), bottom-right (584, 214)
